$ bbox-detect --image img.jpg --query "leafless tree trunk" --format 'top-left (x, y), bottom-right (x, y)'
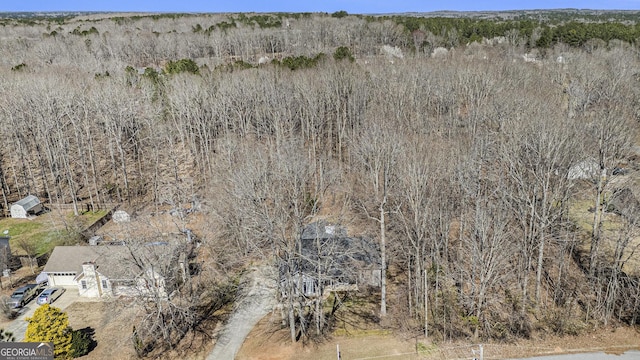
top-left (353, 120), bottom-right (401, 318)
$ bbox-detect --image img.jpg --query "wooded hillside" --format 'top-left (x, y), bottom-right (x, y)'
top-left (1, 10), bottom-right (640, 353)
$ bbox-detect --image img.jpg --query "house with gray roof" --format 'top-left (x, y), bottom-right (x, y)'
top-left (283, 221), bottom-right (381, 297)
top-left (43, 245), bottom-right (170, 299)
top-left (10, 195), bottom-right (42, 219)
top-left (568, 158), bottom-right (600, 180)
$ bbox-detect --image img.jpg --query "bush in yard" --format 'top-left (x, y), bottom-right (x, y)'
top-left (70, 329), bottom-right (92, 357)
top-left (25, 305), bottom-right (73, 358)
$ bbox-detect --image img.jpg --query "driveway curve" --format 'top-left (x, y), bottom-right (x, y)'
top-left (207, 266), bottom-right (276, 360)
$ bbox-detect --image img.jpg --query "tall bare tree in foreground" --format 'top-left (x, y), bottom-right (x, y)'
top-left (353, 119), bottom-right (402, 317)
top-left (395, 135), bottom-right (458, 338)
top-left (565, 49), bottom-right (637, 277)
top-left (214, 136), bottom-right (335, 341)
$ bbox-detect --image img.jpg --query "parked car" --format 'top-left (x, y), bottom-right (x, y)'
top-left (7, 284), bottom-right (39, 308)
top-left (36, 287), bottom-right (65, 305)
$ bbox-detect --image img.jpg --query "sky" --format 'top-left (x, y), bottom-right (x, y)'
top-left (2, 0), bottom-right (639, 13)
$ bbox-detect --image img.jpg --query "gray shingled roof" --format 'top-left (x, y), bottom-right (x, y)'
top-left (14, 195), bottom-right (40, 210)
top-left (300, 221), bottom-right (347, 241)
top-left (44, 245), bottom-right (173, 279)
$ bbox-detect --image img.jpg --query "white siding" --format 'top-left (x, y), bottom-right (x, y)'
top-left (47, 273), bottom-right (77, 286)
top-left (78, 264), bottom-right (113, 298)
top-left (9, 205), bottom-right (27, 219)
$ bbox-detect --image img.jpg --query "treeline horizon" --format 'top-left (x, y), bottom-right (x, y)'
top-left (4, 10), bottom-right (640, 50)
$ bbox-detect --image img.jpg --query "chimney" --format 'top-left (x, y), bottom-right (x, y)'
top-left (82, 262), bottom-right (96, 276)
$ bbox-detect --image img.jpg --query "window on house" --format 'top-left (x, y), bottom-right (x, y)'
top-left (81, 280), bottom-right (87, 289)
top-left (102, 279), bottom-right (108, 289)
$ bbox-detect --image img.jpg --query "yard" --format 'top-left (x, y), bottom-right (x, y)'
top-left (568, 182), bottom-right (640, 276)
top-left (0, 208), bottom-right (109, 256)
top-left (237, 318), bottom-right (640, 360)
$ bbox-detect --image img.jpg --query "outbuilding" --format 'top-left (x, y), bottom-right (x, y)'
top-left (10, 195), bottom-right (42, 219)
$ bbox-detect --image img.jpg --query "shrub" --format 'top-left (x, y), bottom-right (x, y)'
top-left (215, 21), bottom-right (236, 33)
top-left (333, 46), bottom-right (355, 62)
top-left (165, 59), bottom-right (199, 75)
top-left (142, 67), bottom-right (161, 84)
top-left (0, 296), bottom-right (19, 320)
top-left (26, 305), bottom-right (73, 358)
top-left (94, 71), bottom-right (110, 79)
top-left (71, 26), bottom-right (99, 36)
top-left (70, 329), bottom-right (93, 357)
top-left (0, 328), bottom-right (14, 342)
top-left (11, 63), bottom-right (27, 71)
top-left (276, 53), bottom-right (326, 70)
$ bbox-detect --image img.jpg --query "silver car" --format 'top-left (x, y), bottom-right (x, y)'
top-left (36, 288), bottom-right (65, 305)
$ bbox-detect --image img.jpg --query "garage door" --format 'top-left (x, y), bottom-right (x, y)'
top-left (47, 273), bottom-right (77, 286)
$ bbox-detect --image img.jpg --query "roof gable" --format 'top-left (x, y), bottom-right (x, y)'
top-left (14, 195), bottom-right (40, 210)
top-left (44, 245), bottom-right (174, 279)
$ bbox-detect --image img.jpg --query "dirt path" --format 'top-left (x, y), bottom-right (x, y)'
top-left (207, 266), bottom-right (276, 360)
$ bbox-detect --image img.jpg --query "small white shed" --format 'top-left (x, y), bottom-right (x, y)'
top-left (113, 210), bottom-right (130, 223)
top-left (10, 195), bottom-right (42, 219)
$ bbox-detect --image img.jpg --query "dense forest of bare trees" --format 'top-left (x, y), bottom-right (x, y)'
top-left (2, 11), bottom-right (640, 349)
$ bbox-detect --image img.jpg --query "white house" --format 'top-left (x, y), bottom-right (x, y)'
top-left (43, 245), bottom-right (169, 299)
top-left (10, 195), bottom-right (42, 219)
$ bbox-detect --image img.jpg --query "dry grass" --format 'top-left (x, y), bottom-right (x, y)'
top-left (66, 300), bottom-right (139, 360)
top-left (568, 190), bottom-right (640, 276)
top-left (65, 298), bottom-right (221, 360)
top-left (238, 319), bottom-right (640, 360)
top-left (237, 317), bottom-right (420, 360)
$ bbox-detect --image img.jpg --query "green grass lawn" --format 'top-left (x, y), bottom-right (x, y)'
top-left (68, 209), bottom-right (109, 225)
top-left (0, 209), bottom-right (109, 257)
